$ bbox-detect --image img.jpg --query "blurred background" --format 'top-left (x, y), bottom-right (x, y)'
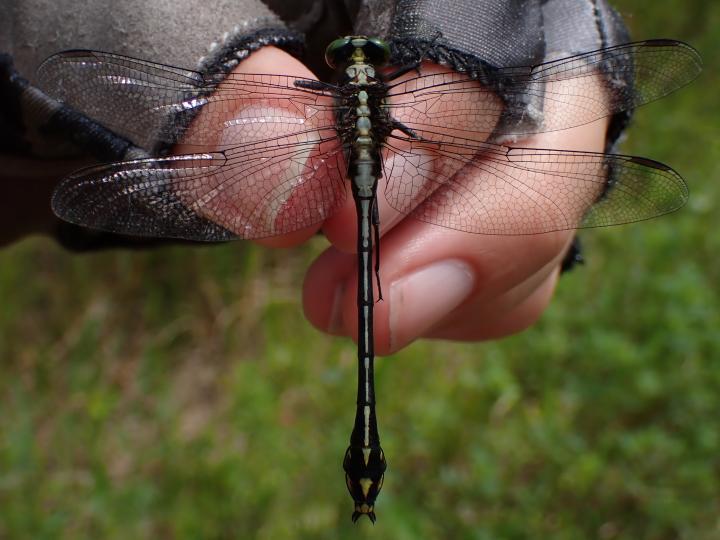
top-left (1, 0), bottom-right (718, 538)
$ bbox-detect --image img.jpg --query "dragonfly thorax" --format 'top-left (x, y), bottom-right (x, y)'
top-left (345, 63), bottom-right (376, 85)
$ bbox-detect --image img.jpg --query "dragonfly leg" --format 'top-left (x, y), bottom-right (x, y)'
top-left (392, 120), bottom-right (421, 140)
top-left (372, 199), bottom-right (383, 302)
top-left (293, 79), bottom-right (334, 91)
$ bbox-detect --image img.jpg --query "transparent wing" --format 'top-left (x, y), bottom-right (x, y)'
top-left (382, 134), bottom-right (688, 235)
top-left (36, 50), bottom-right (339, 151)
top-left (40, 50), bottom-right (348, 241)
top-left (384, 40), bottom-right (702, 138)
top-left (51, 136), bottom-right (348, 241)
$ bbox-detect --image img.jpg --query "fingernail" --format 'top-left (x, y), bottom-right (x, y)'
top-left (389, 260), bottom-right (475, 350)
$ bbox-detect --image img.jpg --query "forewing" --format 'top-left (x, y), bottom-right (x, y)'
top-left (36, 50), bottom-right (338, 151)
top-left (384, 40), bottom-right (702, 138)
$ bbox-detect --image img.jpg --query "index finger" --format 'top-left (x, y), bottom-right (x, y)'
top-left (175, 46), bottom-right (345, 247)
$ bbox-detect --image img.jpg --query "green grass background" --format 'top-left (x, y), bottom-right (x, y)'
top-left (1, 1), bottom-right (718, 538)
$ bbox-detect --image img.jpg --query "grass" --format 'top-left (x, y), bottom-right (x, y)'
top-left (1, 1), bottom-right (719, 538)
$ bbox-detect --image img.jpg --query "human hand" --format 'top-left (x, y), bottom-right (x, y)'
top-left (304, 115), bottom-right (607, 354)
top-left (215, 46), bottom-right (608, 354)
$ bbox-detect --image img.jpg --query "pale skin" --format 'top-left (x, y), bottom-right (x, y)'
top-left (180, 45), bottom-right (610, 355)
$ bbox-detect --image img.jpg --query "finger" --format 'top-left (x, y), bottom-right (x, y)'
top-left (176, 46), bottom-right (333, 247)
top-left (302, 246), bottom-right (356, 336)
top-left (304, 212), bottom-right (572, 353)
top-left (424, 250), bottom-right (564, 341)
top-left (477, 268), bottom-right (560, 339)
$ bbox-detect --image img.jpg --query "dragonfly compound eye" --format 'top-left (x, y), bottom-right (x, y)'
top-left (325, 37), bottom-right (354, 68)
top-left (363, 37), bottom-right (391, 66)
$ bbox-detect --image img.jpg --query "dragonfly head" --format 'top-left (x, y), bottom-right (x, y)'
top-left (343, 445), bottom-right (387, 523)
top-left (325, 36), bottom-right (390, 69)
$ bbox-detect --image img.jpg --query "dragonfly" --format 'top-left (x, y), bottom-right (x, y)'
top-left (37, 35), bottom-right (701, 522)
